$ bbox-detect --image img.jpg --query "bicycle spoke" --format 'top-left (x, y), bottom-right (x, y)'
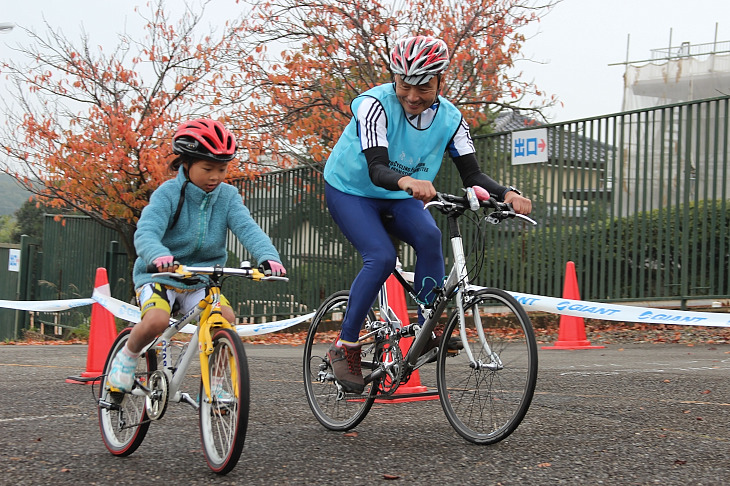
top-left (303, 291), bottom-right (377, 431)
top-left (438, 288), bottom-right (537, 444)
top-left (199, 328), bottom-right (249, 475)
top-left (98, 330), bottom-right (156, 456)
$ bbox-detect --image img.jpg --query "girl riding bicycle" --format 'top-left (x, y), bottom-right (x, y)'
top-left (323, 35), bottom-right (532, 394)
top-left (107, 118), bottom-right (286, 393)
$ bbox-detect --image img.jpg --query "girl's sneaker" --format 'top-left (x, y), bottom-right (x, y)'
top-left (106, 350), bottom-right (137, 392)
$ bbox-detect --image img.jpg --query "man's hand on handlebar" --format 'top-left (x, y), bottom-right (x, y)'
top-left (398, 176), bottom-right (436, 203)
top-left (504, 191), bottom-right (532, 215)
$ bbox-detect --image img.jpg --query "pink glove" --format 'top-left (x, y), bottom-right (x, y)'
top-left (153, 255), bottom-right (175, 270)
top-left (259, 260), bottom-right (286, 277)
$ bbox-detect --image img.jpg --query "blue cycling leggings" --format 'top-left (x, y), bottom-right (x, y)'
top-left (325, 183), bottom-right (444, 343)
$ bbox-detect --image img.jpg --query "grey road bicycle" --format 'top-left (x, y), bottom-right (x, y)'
top-left (303, 187), bottom-right (538, 444)
top-left (97, 263), bottom-right (287, 474)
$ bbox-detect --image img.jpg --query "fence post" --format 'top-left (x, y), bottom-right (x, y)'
top-left (106, 240), bottom-right (119, 297)
top-left (14, 235), bottom-right (31, 339)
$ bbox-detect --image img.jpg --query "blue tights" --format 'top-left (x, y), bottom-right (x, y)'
top-left (325, 183), bottom-right (444, 343)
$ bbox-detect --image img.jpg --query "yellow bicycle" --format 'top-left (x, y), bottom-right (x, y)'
top-left (97, 263), bottom-right (286, 474)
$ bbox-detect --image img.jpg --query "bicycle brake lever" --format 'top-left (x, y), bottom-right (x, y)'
top-left (515, 213), bottom-right (538, 225)
top-left (486, 211), bottom-right (538, 226)
top-left (424, 200), bottom-right (446, 210)
top-left (261, 276), bottom-right (289, 282)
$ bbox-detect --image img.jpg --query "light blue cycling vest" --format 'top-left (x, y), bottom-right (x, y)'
top-left (324, 83), bottom-right (463, 199)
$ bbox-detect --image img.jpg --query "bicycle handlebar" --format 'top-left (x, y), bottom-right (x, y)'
top-left (146, 262), bottom-right (289, 283)
top-left (424, 186), bottom-right (537, 225)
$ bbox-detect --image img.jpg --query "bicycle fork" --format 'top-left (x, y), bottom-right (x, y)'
top-left (442, 233), bottom-right (504, 371)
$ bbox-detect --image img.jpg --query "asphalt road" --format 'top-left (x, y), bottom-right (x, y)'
top-left (1, 342), bottom-right (729, 485)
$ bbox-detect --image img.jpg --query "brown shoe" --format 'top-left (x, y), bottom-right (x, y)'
top-left (327, 342), bottom-right (365, 394)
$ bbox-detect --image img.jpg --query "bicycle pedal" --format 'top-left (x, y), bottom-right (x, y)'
top-left (99, 389), bottom-right (124, 410)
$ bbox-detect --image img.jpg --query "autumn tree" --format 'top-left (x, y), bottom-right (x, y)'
top-left (226, 0), bottom-right (559, 166)
top-left (0, 1), bottom-right (252, 265)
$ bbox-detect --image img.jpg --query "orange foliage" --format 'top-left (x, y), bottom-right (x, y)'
top-left (228, 0), bottom-right (557, 164)
top-left (1, 0), bottom-right (557, 261)
top-left (0, 3), bottom-right (264, 261)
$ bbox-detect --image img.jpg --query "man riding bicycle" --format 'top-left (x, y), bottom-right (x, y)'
top-left (323, 35), bottom-right (532, 394)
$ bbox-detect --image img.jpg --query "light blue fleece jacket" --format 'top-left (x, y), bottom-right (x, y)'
top-left (132, 168), bottom-right (281, 290)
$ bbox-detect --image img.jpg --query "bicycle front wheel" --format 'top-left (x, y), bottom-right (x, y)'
top-left (303, 290), bottom-right (377, 431)
top-left (98, 328), bottom-right (157, 456)
top-left (437, 288), bottom-right (537, 444)
top-left (199, 327), bottom-right (250, 475)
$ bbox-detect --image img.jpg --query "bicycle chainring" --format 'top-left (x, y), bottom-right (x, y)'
top-left (145, 370), bottom-right (169, 420)
top-left (374, 337), bottom-right (404, 396)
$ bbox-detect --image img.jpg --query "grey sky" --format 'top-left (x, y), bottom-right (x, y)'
top-left (518, 0), bottom-right (730, 121)
top-left (2, 0), bottom-right (729, 124)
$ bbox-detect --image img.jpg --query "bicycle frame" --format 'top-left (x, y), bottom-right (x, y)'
top-left (366, 192), bottom-right (536, 382)
top-left (129, 273), bottom-right (245, 409)
top-left (304, 187), bottom-right (538, 444)
top-left (364, 212), bottom-right (470, 383)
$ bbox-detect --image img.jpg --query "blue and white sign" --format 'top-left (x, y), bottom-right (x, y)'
top-left (8, 249), bottom-right (20, 272)
top-left (512, 128), bottom-right (548, 165)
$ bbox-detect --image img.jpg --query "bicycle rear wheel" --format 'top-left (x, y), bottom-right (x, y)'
top-left (98, 328), bottom-right (157, 456)
top-left (303, 290), bottom-right (378, 431)
top-left (437, 288), bottom-right (537, 444)
top-left (199, 327), bottom-right (250, 475)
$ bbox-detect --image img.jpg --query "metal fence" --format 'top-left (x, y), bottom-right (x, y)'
top-left (1, 96), bottom-right (728, 340)
top-left (237, 95), bottom-right (730, 311)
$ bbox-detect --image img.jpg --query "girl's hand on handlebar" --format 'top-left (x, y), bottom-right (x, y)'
top-left (504, 191), bottom-right (532, 215)
top-left (259, 260), bottom-right (287, 277)
top-left (398, 177), bottom-right (436, 203)
top-left (153, 255), bottom-right (178, 272)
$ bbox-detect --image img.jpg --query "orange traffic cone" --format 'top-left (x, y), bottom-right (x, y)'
top-left (542, 261), bottom-right (604, 350)
top-left (375, 274), bottom-right (439, 403)
top-left (66, 268), bottom-right (119, 384)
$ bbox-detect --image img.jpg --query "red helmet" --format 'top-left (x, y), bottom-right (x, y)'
top-left (389, 36), bottom-right (450, 85)
top-left (172, 119), bottom-right (237, 162)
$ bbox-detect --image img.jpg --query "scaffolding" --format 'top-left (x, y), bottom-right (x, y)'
top-left (614, 25), bottom-right (730, 111)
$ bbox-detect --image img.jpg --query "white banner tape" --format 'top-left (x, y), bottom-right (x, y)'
top-left (0, 298), bottom-right (94, 312)
top-left (178, 313), bottom-right (316, 336)
top-left (89, 290), bottom-right (315, 336)
top-left (504, 290), bottom-right (730, 328)
top-left (91, 290), bottom-right (142, 323)
top-left (2, 286), bottom-right (727, 330)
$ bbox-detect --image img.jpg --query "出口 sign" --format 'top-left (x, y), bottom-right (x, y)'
top-left (511, 128), bottom-right (548, 165)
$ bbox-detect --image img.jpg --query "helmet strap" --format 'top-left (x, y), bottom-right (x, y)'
top-left (169, 179), bottom-right (189, 230)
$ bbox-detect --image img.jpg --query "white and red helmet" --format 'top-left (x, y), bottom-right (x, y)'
top-left (389, 35), bottom-right (450, 85)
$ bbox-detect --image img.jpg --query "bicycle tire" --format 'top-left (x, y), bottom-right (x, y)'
top-left (437, 288), bottom-right (538, 444)
top-left (98, 328), bottom-right (157, 456)
top-left (199, 327), bottom-right (250, 475)
top-left (303, 290), bottom-right (378, 431)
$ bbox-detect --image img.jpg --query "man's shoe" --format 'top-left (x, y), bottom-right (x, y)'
top-left (327, 342), bottom-right (365, 394)
top-left (106, 350), bottom-right (137, 393)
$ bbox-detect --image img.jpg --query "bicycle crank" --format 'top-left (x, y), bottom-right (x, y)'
top-left (145, 370), bottom-right (169, 420)
top-left (375, 337), bottom-right (403, 396)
